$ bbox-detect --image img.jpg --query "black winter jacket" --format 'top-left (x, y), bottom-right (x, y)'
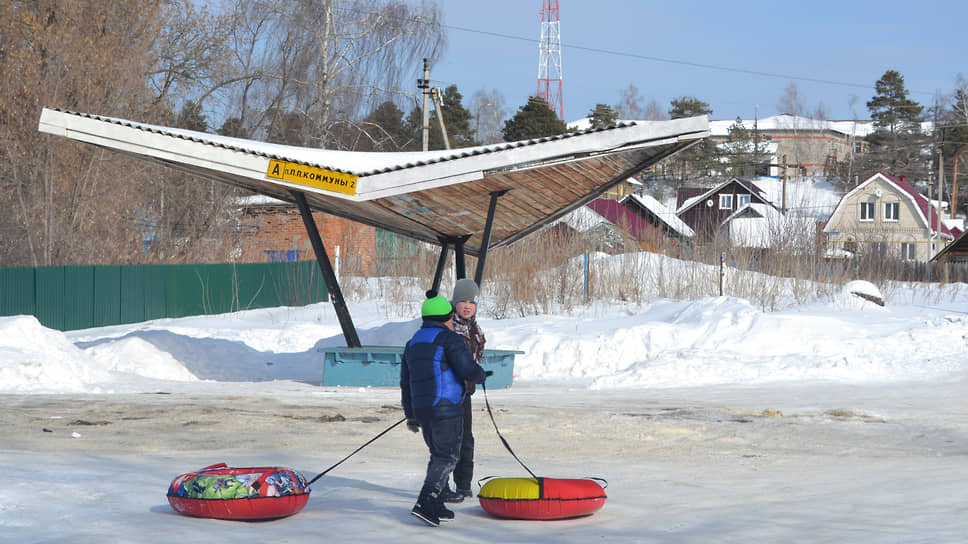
top-left (400, 320), bottom-right (486, 421)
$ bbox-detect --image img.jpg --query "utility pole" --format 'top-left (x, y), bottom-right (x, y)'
top-left (938, 151), bottom-right (945, 230)
top-left (954, 144), bottom-right (967, 219)
top-left (418, 58), bottom-right (431, 151)
top-left (430, 87), bottom-right (450, 150)
top-left (752, 104), bottom-right (759, 180)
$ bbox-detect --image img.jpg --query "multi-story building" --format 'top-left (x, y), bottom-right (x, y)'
top-left (710, 114), bottom-right (873, 178)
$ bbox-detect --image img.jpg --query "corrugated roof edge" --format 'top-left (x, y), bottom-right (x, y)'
top-left (50, 108), bottom-right (640, 177)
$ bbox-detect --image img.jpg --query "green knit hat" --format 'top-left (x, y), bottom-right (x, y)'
top-left (422, 292), bottom-right (453, 320)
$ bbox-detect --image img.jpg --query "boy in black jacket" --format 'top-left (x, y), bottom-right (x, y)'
top-left (401, 293), bottom-right (487, 527)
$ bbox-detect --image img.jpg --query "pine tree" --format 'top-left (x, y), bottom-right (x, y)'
top-left (666, 97), bottom-right (719, 181)
top-left (428, 85), bottom-right (475, 149)
top-left (588, 103), bottom-right (618, 129)
top-left (865, 70), bottom-right (926, 176)
top-left (403, 106), bottom-right (424, 151)
top-left (265, 109), bottom-right (308, 146)
top-left (942, 79), bottom-right (968, 216)
top-left (217, 118), bottom-right (246, 138)
top-left (868, 70), bottom-right (923, 136)
top-left (175, 101), bottom-right (208, 132)
top-left (668, 96), bottom-right (712, 119)
top-left (724, 118), bottom-right (768, 178)
top-left (358, 101), bottom-right (409, 151)
top-left (502, 96), bottom-right (568, 142)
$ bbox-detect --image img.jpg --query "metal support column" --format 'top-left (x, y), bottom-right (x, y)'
top-left (290, 190), bottom-right (361, 348)
top-left (454, 235), bottom-right (470, 280)
top-left (474, 190), bottom-right (507, 286)
top-left (430, 237), bottom-right (452, 295)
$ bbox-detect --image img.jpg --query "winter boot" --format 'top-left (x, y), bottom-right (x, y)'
top-left (456, 487), bottom-right (473, 499)
top-left (440, 486), bottom-right (465, 504)
top-left (437, 497), bottom-right (455, 521)
top-left (411, 487), bottom-right (441, 527)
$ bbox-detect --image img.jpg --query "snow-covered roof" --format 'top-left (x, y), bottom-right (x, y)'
top-left (38, 108), bottom-right (708, 255)
top-left (236, 195), bottom-right (287, 207)
top-left (749, 177), bottom-right (842, 220)
top-left (931, 228), bottom-right (968, 262)
top-left (710, 114), bottom-right (876, 138)
top-left (710, 114), bottom-right (936, 139)
top-left (724, 202), bottom-right (817, 249)
top-left (556, 205), bottom-right (609, 233)
top-left (624, 193), bottom-right (695, 238)
top-left (723, 203), bottom-right (777, 248)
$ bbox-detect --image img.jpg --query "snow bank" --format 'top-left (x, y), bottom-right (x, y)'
top-left (2, 277), bottom-right (965, 394)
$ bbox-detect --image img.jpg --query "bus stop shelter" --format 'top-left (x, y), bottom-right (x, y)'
top-left (39, 107), bottom-right (709, 353)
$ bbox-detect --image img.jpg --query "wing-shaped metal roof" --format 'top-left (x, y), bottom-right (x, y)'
top-left (38, 108), bottom-right (708, 256)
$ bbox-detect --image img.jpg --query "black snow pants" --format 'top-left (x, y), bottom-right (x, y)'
top-left (451, 396), bottom-right (474, 490)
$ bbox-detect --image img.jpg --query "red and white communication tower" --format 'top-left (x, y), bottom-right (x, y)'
top-left (537, 0), bottom-right (563, 120)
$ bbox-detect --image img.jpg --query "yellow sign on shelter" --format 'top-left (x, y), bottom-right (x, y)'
top-left (266, 159), bottom-right (357, 195)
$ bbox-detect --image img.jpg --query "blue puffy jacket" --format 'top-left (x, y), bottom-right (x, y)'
top-left (401, 320), bottom-right (486, 421)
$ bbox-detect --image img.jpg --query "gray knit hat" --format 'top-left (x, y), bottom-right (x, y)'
top-left (451, 278), bottom-right (479, 304)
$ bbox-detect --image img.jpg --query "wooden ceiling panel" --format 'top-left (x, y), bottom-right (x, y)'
top-left (39, 108), bottom-right (708, 256)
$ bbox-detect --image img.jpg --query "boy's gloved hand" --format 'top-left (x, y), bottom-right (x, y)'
top-left (406, 419), bottom-right (420, 433)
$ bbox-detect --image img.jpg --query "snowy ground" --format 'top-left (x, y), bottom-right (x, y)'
top-left (2, 275), bottom-right (967, 543)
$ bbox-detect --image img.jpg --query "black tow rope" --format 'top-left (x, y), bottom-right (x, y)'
top-left (306, 416), bottom-right (406, 486)
top-left (480, 380), bottom-right (538, 479)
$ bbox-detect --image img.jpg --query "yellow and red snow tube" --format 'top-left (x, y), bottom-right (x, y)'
top-left (167, 463), bottom-right (310, 521)
top-left (478, 477), bottom-right (607, 520)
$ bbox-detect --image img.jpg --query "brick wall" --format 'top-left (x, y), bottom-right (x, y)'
top-left (239, 206), bottom-right (376, 274)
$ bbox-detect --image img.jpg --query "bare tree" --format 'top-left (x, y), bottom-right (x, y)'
top-left (470, 88), bottom-right (507, 145)
top-left (778, 82), bottom-right (805, 179)
top-left (212, 0), bottom-right (445, 149)
top-left (0, 1), bottom-right (254, 266)
top-left (954, 74), bottom-right (968, 127)
top-left (0, 1), bottom-right (168, 266)
top-left (613, 84), bottom-right (645, 119)
top-left (845, 94), bottom-right (860, 187)
top-left (148, 0), bottom-right (232, 111)
top-left (643, 98), bottom-right (669, 121)
top-left (0, 0), bottom-right (447, 267)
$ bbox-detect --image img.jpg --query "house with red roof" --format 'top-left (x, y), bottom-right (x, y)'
top-left (585, 198), bottom-right (674, 253)
top-left (822, 172), bottom-right (955, 262)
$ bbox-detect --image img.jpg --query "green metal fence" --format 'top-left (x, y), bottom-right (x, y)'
top-left (0, 261), bottom-right (328, 331)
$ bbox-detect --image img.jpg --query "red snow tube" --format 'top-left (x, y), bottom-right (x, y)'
top-left (167, 463), bottom-right (310, 521)
top-left (478, 477), bottom-right (607, 520)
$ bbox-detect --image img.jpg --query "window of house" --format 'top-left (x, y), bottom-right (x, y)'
top-left (719, 194), bottom-right (733, 210)
top-left (860, 201), bottom-right (875, 222)
top-left (738, 194), bottom-right (751, 208)
top-left (884, 202), bottom-right (899, 222)
top-left (901, 242), bottom-right (916, 261)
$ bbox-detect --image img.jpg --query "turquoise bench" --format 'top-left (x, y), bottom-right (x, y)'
top-left (318, 346), bottom-right (521, 388)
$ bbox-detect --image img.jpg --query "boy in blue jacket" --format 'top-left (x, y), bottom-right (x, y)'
top-left (401, 292), bottom-right (487, 527)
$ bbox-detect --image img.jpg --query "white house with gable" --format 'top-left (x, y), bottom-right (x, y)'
top-left (823, 172), bottom-right (955, 261)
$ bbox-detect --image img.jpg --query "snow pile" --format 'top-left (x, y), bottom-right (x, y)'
top-left (1, 270), bottom-right (966, 394)
top-left (0, 315), bottom-right (112, 393)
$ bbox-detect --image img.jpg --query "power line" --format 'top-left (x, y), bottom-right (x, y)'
top-left (444, 24), bottom-right (940, 97)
